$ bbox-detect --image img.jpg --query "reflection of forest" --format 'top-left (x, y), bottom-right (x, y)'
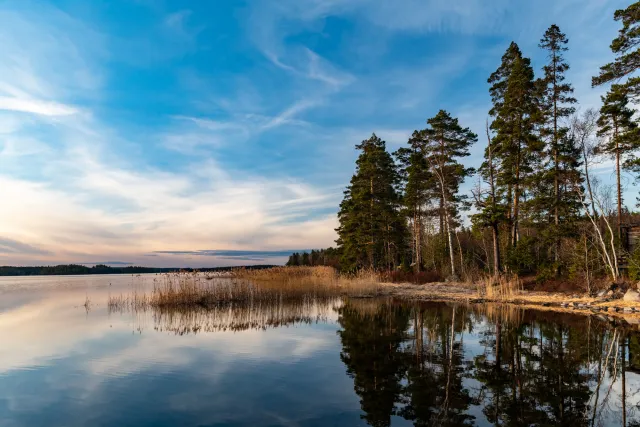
top-left (337, 299), bottom-right (640, 427)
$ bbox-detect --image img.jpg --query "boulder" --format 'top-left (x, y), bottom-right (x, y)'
top-left (623, 289), bottom-right (640, 302)
top-left (597, 290), bottom-right (607, 298)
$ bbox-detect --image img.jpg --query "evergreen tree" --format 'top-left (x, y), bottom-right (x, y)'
top-left (301, 252), bottom-right (310, 266)
top-left (421, 110), bottom-right (477, 278)
top-left (336, 134), bottom-right (406, 271)
top-left (286, 252), bottom-right (301, 266)
top-left (536, 24), bottom-right (581, 272)
top-left (596, 84), bottom-right (639, 232)
top-left (395, 132), bottom-right (433, 272)
top-left (593, 2), bottom-right (640, 98)
top-left (488, 43), bottom-right (541, 250)
top-left (473, 123), bottom-right (508, 274)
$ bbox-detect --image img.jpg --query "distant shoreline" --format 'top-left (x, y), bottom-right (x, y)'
top-left (0, 264), bottom-right (277, 277)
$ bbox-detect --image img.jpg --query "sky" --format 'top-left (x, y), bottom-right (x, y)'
top-left (0, 0), bottom-right (633, 267)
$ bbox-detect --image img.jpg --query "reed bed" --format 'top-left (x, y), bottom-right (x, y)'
top-left (478, 274), bottom-right (523, 300)
top-left (107, 267), bottom-right (380, 311)
top-left (232, 266), bottom-right (381, 295)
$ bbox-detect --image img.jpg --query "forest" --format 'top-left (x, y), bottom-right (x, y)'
top-left (290, 3), bottom-right (640, 287)
top-left (0, 264), bottom-right (276, 276)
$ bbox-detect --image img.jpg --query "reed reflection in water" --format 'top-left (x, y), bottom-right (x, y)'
top-left (111, 296), bottom-right (338, 335)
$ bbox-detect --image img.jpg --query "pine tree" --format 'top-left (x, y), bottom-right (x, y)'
top-left (593, 2), bottom-right (640, 98)
top-left (395, 132), bottom-right (433, 272)
top-left (488, 43), bottom-right (541, 250)
top-left (596, 85), bottom-right (639, 233)
top-left (537, 25), bottom-right (581, 271)
top-left (302, 252), bottom-right (310, 266)
top-left (421, 110), bottom-right (477, 278)
top-left (473, 122), bottom-right (508, 274)
top-left (336, 134), bottom-right (406, 271)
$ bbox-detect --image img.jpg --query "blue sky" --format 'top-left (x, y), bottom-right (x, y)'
top-left (0, 0), bottom-right (631, 267)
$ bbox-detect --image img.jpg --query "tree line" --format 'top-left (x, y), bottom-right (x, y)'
top-left (332, 3), bottom-right (640, 284)
top-left (0, 264), bottom-right (276, 276)
top-left (285, 248), bottom-right (341, 268)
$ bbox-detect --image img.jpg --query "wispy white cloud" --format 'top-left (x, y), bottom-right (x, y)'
top-left (0, 96), bottom-right (79, 116)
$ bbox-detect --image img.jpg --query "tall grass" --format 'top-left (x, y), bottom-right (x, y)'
top-left (232, 266), bottom-right (381, 295)
top-left (478, 274), bottom-right (522, 300)
top-left (108, 267), bottom-right (380, 310)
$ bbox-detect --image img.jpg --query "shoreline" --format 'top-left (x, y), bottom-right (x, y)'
top-left (376, 281), bottom-right (640, 324)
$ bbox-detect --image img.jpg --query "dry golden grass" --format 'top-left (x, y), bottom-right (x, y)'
top-left (232, 266), bottom-right (381, 296)
top-left (479, 274), bottom-right (522, 300)
top-left (107, 267), bottom-right (380, 310)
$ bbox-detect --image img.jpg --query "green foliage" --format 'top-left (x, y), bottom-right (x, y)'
top-left (487, 42), bottom-right (541, 248)
top-left (505, 235), bottom-right (542, 276)
top-left (286, 248), bottom-right (342, 269)
top-left (593, 2), bottom-right (640, 98)
top-left (336, 134), bottom-right (407, 272)
top-left (534, 25), bottom-right (582, 263)
top-left (332, 8), bottom-right (640, 284)
top-left (629, 247), bottom-right (640, 281)
top-left (596, 85), bottom-right (639, 162)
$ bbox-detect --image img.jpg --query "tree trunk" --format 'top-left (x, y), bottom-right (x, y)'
top-left (615, 125), bottom-right (622, 239)
top-left (492, 224), bottom-right (501, 274)
top-left (486, 123), bottom-right (501, 274)
top-left (553, 50), bottom-right (560, 269)
top-left (370, 177), bottom-right (375, 269)
top-left (443, 193), bottom-right (457, 278)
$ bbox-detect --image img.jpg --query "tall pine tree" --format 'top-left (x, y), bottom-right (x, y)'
top-left (488, 43), bottom-right (541, 250)
top-left (395, 132), bottom-right (432, 272)
top-left (336, 134), bottom-right (406, 271)
top-left (473, 122), bottom-right (508, 275)
top-left (596, 85), bottom-right (639, 232)
top-left (537, 24), bottom-right (581, 271)
top-left (422, 110), bottom-right (477, 278)
top-left (593, 2), bottom-right (640, 98)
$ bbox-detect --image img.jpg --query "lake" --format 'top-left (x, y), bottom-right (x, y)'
top-left (0, 274), bottom-right (638, 426)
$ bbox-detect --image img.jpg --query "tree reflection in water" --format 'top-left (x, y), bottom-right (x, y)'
top-left (337, 299), bottom-right (640, 427)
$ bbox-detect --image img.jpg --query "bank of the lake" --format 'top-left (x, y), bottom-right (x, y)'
top-left (377, 280), bottom-right (640, 323)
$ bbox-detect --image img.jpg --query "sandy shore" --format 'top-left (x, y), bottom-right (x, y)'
top-left (376, 281), bottom-right (640, 324)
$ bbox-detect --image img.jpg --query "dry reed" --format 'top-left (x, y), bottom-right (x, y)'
top-left (478, 274), bottom-right (522, 300)
top-left (107, 267), bottom-right (380, 311)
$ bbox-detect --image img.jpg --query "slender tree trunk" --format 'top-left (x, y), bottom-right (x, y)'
top-left (443, 193), bottom-right (456, 278)
top-left (486, 124), bottom-right (501, 274)
top-left (615, 124), bottom-right (623, 239)
top-left (553, 51), bottom-right (560, 269)
top-left (370, 177), bottom-right (375, 269)
top-left (513, 135), bottom-right (522, 248)
top-left (492, 224), bottom-right (501, 274)
top-left (416, 207), bottom-right (422, 272)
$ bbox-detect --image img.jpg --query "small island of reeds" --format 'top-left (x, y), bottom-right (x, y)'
top-left (107, 266), bottom-right (381, 311)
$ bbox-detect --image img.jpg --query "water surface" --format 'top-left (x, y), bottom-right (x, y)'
top-left (1, 274), bottom-right (639, 426)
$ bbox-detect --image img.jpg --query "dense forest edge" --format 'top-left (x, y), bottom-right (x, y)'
top-left (290, 4), bottom-right (640, 293)
top-left (0, 264), bottom-right (276, 277)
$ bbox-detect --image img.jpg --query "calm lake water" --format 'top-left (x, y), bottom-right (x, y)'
top-left (1, 274), bottom-right (639, 427)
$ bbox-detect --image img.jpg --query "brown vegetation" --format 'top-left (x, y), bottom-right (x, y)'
top-left (107, 268), bottom-right (381, 310)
